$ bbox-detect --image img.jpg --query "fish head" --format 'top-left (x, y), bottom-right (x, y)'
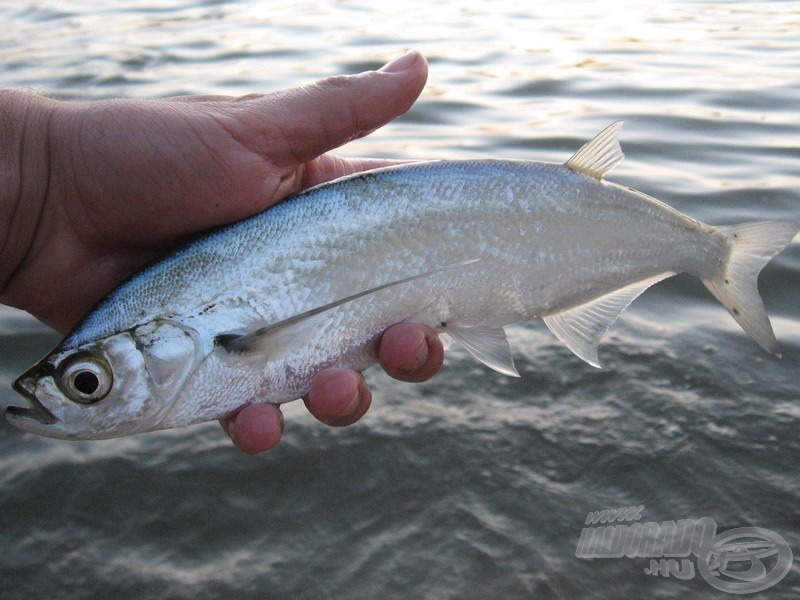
top-left (6, 319), bottom-right (203, 439)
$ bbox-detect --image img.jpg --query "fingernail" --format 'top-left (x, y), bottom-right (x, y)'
top-left (412, 333), bottom-right (430, 366)
top-left (327, 386), bottom-right (361, 426)
top-left (343, 389), bottom-right (361, 418)
top-left (379, 50), bottom-right (419, 74)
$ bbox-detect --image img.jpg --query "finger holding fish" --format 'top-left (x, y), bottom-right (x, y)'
top-left (378, 323), bottom-right (445, 383)
top-left (221, 403), bottom-right (284, 455)
top-left (222, 371), bottom-right (370, 454)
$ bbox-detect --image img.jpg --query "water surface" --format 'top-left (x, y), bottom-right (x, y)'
top-left (1, 2), bottom-right (799, 598)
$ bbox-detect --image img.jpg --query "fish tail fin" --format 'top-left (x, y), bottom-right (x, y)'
top-left (702, 221), bottom-right (798, 356)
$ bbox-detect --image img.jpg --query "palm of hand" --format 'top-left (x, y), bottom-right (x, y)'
top-left (62, 96), bottom-right (318, 245)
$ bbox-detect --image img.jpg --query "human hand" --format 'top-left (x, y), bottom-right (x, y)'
top-left (0, 50), bottom-right (445, 453)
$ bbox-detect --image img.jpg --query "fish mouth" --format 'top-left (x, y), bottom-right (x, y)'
top-left (6, 373), bottom-right (58, 426)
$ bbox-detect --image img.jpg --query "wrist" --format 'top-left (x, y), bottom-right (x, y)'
top-left (0, 90), bottom-right (58, 302)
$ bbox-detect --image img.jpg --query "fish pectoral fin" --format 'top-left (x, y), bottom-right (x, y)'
top-left (216, 258), bottom-right (482, 362)
top-left (443, 323), bottom-right (520, 377)
top-left (542, 274), bottom-right (672, 368)
top-left (565, 121), bottom-right (625, 180)
top-left (216, 309), bottom-right (330, 364)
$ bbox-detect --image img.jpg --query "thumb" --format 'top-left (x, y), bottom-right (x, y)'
top-left (236, 51), bottom-right (428, 165)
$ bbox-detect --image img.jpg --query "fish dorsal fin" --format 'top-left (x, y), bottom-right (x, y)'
top-left (565, 121), bottom-right (625, 179)
top-left (442, 323), bottom-right (520, 377)
top-left (542, 273), bottom-right (671, 368)
top-left (216, 259), bottom-right (480, 361)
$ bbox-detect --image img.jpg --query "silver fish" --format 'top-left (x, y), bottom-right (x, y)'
top-left (7, 123), bottom-right (797, 439)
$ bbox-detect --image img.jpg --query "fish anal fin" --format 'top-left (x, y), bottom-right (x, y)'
top-left (565, 121), bottom-right (625, 180)
top-left (542, 273), bottom-right (671, 367)
top-left (443, 324), bottom-right (520, 377)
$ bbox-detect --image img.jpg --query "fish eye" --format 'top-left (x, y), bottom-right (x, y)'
top-left (58, 355), bottom-right (113, 404)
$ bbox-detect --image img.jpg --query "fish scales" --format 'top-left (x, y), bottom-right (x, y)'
top-left (70, 161), bottom-right (717, 346)
top-left (7, 123), bottom-right (797, 439)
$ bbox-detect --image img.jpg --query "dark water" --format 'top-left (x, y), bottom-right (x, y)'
top-left (1, 1), bottom-right (799, 598)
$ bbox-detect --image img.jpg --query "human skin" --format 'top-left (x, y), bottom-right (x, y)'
top-left (0, 50), bottom-right (444, 454)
